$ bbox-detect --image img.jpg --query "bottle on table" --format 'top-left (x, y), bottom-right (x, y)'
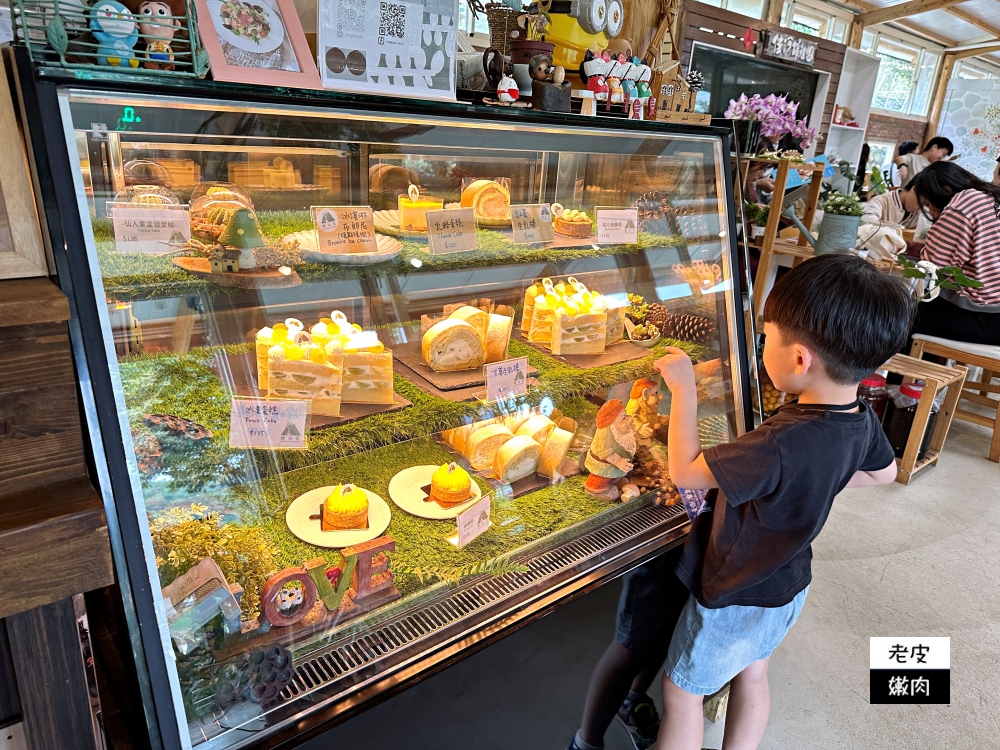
top-left (857, 373), bottom-right (889, 422)
top-left (882, 381), bottom-right (942, 461)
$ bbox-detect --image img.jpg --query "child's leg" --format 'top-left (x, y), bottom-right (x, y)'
top-left (720, 658), bottom-right (770, 750)
top-left (656, 673), bottom-right (704, 750)
top-left (578, 640), bottom-right (655, 745)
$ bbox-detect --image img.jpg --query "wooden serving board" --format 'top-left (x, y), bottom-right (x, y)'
top-left (172, 257), bottom-right (302, 288)
top-left (388, 335), bottom-right (539, 393)
top-left (209, 352), bottom-right (411, 429)
top-left (512, 330), bottom-right (650, 369)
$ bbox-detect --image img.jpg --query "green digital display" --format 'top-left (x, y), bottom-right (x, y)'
top-left (115, 106), bottom-right (142, 130)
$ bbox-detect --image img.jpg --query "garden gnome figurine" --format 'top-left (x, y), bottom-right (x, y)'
top-left (584, 399), bottom-right (637, 500)
top-left (626, 377), bottom-right (664, 442)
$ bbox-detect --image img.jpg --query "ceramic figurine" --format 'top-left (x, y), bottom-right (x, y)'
top-left (528, 52), bottom-right (571, 112)
top-left (497, 73), bottom-right (519, 103)
top-left (607, 58), bottom-right (625, 109)
top-left (90, 0), bottom-right (139, 68)
top-left (635, 63), bottom-right (653, 104)
top-left (584, 399), bottom-right (638, 501)
top-left (631, 99), bottom-right (643, 120)
top-left (622, 57), bottom-right (639, 103)
top-left (647, 96), bottom-right (657, 120)
top-left (275, 585), bottom-right (303, 612)
top-left (135, 0), bottom-right (181, 71)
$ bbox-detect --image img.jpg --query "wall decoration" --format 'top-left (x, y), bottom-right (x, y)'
top-left (317, 0), bottom-right (459, 100)
top-left (937, 79), bottom-right (1000, 182)
top-left (195, 0), bottom-right (321, 87)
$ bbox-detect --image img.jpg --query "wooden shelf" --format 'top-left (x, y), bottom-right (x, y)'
top-left (0, 478), bottom-right (114, 619)
top-left (0, 277), bottom-right (68, 328)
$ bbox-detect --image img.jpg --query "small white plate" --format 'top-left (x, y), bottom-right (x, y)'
top-left (285, 486), bottom-right (391, 548)
top-left (388, 465), bottom-right (482, 520)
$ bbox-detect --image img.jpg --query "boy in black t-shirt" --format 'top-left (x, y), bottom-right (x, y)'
top-left (652, 254), bottom-right (913, 749)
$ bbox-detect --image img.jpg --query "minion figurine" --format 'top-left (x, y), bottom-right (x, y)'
top-left (90, 0), bottom-right (139, 68)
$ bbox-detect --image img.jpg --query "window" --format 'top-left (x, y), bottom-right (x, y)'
top-left (695, 0), bottom-right (765, 18)
top-left (457, 0), bottom-right (489, 35)
top-left (868, 33), bottom-right (941, 117)
top-left (861, 30), bottom-right (876, 54)
top-left (781, 1), bottom-right (852, 42)
top-left (954, 61), bottom-right (999, 80)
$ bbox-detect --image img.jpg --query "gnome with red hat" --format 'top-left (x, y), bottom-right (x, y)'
top-left (583, 399), bottom-right (637, 500)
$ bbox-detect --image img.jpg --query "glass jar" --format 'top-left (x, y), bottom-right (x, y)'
top-left (858, 373), bottom-right (889, 422)
top-left (883, 382), bottom-right (940, 460)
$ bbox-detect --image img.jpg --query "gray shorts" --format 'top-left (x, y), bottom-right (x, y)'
top-left (614, 548), bottom-right (688, 654)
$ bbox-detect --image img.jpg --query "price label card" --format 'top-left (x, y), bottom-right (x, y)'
top-left (426, 208), bottom-right (478, 254)
top-left (311, 206), bottom-right (377, 254)
top-left (596, 207), bottom-right (639, 245)
top-left (229, 397), bottom-right (310, 450)
top-left (447, 495), bottom-right (492, 549)
top-left (485, 357), bottom-right (529, 402)
top-left (511, 204), bottom-right (554, 244)
top-left (111, 203), bottom-right (191, 255)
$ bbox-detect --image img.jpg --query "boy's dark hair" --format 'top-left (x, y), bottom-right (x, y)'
top-left (925, 136), bottom-right (954, 155)
top-left (898, 140), bottom-right (918, 156)
top-left (910, 160), bottom-right (1000, 212)
top-left (763, 254), bottom-right (914, 384)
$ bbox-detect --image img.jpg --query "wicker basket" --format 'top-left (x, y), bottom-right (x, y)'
top-left (13, 0), bottom-right (208, 77)
top-left (485, 2), bottom-right (524, 56)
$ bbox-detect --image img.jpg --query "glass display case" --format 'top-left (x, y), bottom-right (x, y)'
top-left (19, 67), bottom-right (750, 750)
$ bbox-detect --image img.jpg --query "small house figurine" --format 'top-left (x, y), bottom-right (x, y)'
top-left (651, 61), bottom-right (711, 124)
top-left (210, 246), bottom-right (241, 273)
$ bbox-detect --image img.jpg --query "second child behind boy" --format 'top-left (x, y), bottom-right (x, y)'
top-left (652, 254), bottom-right (912, 750)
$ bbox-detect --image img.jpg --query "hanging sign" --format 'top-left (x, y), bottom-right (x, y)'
top-left (759, 30), bottom-right (817, 67)
top-left (229, 397), bottom-right (310, 450)
top-left (511, 204), bottom-right (555, 244)
top-left (311, 206), bottom-right (378, 254)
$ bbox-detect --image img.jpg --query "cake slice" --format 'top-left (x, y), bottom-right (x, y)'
top-left (521, 280), bottom-right (548, 332)
top-left (597, 296), bottom-right (627, 346)
top-left (267, 350), bottom-right (343, 417)
top-left (515, 414), bottom-right (555, 446)
top-left (423, 318), bottom-right (485, 372)
top-left (527, 295), bottom-right (557, 347)
top-left (342, 349), bottom-right (394, 404)
top-left (449, 305), bottom-right (490, 345)
top-left (538, 426), bottom-right (573, 478)
top-left (484, 313), bottom-right (513, 363)
top-left (551, 309), bottom-right (607, 356)
top-left (466, 423), bottom-right (514, 471)
top-left (493, 434), bottom-right (542, 483)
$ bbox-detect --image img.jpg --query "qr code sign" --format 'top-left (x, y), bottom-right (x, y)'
top-left (378, 2), bottom-right (406, 44)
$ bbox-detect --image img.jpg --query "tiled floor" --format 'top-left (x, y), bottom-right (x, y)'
top-left (303, 418), bottom-right (1000, 750)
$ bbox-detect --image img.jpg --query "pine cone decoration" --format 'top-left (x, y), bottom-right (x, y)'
top-left (662, 313), bottom-right (716, 344)
top-left (646, 303), bottom-right (672, 330)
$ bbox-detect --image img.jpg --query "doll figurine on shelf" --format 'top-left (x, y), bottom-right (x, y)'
top-left (134, 0), bottom-right (182, 70)
top-left (90, 1), bottom-right (139, 67)
top-left (635, 62), bottom-right (653, 104)
top-left (606, 58), bottom-right (625, 110)
top-left (497, 73), bottom-right (519, 103)
top-left (584, 399), bottom-right (638, 501)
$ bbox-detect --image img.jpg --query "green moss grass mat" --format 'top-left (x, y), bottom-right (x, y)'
top-left (228, 436), bottom-right (612, 598)
top-left (91, 212), bottom-right (689, 300)
top-left (121, 335), bottom-right (706, 495)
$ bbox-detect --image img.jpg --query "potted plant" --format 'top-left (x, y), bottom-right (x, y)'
top-left (896, 256), bottom-right (984, 302)
top-left (724, 94), bottom-right (817, 155)
top-left (507, 12), bottom-right (554, 65)
top-left (815, 191), bottom-right (864, 255)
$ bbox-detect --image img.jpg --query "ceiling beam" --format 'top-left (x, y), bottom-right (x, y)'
top-left (944, 7), bottom-right (1000, 40)
top-left (948, 42), bottom-right (1000, 58)
top-left (857, 0), bottom-right (966, 29)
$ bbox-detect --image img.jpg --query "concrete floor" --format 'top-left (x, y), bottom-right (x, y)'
top-left (303, 417), bottom-right (1000, 750)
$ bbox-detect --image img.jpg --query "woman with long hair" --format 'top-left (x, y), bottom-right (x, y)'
top-left (909, 161), bottom-right (1000, 345)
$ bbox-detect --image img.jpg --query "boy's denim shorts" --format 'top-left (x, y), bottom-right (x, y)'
top-left (615, 549), bottom-right (688, 653)
top-left (664, 586), bottom-right (809, 695)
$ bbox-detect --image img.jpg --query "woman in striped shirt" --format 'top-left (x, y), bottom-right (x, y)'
top-left (910, 162), bottom-right (1000, 345)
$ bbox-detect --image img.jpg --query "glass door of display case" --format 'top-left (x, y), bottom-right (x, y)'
top-left (26, 75), bottom-right (749, 750)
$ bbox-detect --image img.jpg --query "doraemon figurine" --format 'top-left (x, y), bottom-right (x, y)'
top-left (90, 1), bottom-right (139, 68)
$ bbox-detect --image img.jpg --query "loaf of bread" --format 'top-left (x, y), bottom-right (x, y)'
top-left (422, 319), bottom-right (485, 372)
top-left (493, 434), bottom-right (542, 483)
top-left (466, 423), bottom-right (514, 470)
top-left (537, 426), bottom-right (573, 478)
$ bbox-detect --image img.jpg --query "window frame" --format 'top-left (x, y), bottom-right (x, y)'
top-left (866, 29), bottom-right (942, 119)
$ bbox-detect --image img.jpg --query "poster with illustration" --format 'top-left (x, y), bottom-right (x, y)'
top-left (937, 79), bottom-right (1000, 181)
top-left (196, 0), bottom-right (321, 87)
top-left (317, 0), bottom-right (458, 100)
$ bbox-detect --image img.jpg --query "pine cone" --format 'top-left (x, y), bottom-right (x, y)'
top-left (646, 303), bottom-right (672, 330)
top-left (665, 313), bottom-right (716, 344)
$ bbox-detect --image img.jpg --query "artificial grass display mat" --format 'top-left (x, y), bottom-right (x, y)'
top-left (91, 212), bottom-right (690, 300)
top-left (226, 436), bottom-right (611, 598)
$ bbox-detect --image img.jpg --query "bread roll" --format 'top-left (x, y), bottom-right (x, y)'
top-left (466, 424), bottom-right (514, 470)
top-left (493, 434), bottom-right (542, 483)
top-left (538, 427), bottom-right (573, 478)
top-left (422, 319), bottom-right (485, 372)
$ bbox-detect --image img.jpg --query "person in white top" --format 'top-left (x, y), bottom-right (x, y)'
top-left (892, 136), bottom-right (954, 184)
top-left (861, 184), bottom-right (920, 229)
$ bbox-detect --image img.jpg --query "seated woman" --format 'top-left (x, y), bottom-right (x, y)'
top-left (910, 161), bottom-right (1000, 345)
top-left (862, 182), bottom-right (922, 229)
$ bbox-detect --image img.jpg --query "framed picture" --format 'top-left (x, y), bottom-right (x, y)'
top-left (0, 59), bottom-right (47, 279)
top-left (195, 0), bottom-right (321, 88)
top-left (317, 0), bottom-right (458, 101)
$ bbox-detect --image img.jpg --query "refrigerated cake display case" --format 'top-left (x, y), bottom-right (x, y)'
top-left (14, 59), bottom-right (751, 750)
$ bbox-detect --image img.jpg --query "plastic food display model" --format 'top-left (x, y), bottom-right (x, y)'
top-left (31, 79), bottom-right (751, 750)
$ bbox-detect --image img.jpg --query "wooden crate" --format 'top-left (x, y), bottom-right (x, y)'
top-left (883, 354), bottom-right (967, 484)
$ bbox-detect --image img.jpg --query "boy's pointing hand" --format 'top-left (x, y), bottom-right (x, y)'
top-left (654, 347), bottom-right (696, 394)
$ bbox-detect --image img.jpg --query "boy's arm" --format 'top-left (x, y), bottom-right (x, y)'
top-left (845, 461), bottom-right (897, 487)
top-left (654, 348), bottom-right (720, 490)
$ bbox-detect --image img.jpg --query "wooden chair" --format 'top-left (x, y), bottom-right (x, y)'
top-left (910, 334), bottom-right (1000, 463)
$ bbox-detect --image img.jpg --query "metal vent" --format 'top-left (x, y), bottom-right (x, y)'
top-left (281, 502), bottom-right (686, 702)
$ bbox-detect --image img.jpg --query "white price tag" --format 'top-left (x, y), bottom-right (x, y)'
top-left (596, 208), bottom-right (638, 245)
top-left (311, 206), bottom-right (378, 254)
top-left (229, 397), bottom-right (310, 450)
top-left (111, 203), bottom-right (191, 254)
top-left (485, 357), bottom-right (529, 402)
top-left (426, 208), bottom-right (478, 254)
top-left (447, 495), bottom-right (492, 548)
top-left (511, 204), bottom-right (554, 244)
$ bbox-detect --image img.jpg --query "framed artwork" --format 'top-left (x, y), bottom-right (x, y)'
top-left (195, 0), bottom-right (321, 88)
top-left (317, 0), bottom-right (458, 101)
top-left (0, 59), bottom-right (47, 279)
